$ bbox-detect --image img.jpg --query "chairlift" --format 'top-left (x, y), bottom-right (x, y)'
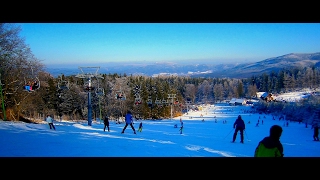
top-left (147, 96), bottom-right (152, 108)
top-left (57, 80), bottom-right (69, 90)
top-left (23, 66), bottom-right (40, 92)
top-left (162, 98), bottom-right (168, 106)
top-left (174, 100), bottom-right (179, 105)
top-left (134, 85), bottom-right (141, 94)
top-left (23, 77), bottom-right (40, 92)
top-left (134, 93), bottom-right (142, 105)
top-left (115, 90), bottom-right (126, 100)
top-left (147, 96), bottom-right (152, 105)
top-left (95, 87), bottom-right (105, 96)
top-left (155, 97), bottom-right (161, 105)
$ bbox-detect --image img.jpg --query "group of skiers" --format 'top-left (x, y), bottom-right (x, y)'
top-left (104, 110), bottom-right (143, 134)
top-left (232, 115), bottom-right (284, 157)
top-left (43, 109), bottom-right (319, 157)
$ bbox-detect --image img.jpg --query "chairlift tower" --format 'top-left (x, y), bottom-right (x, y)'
top-left (0, 73), bottom-right (6, 121)
top-left (167, 94), bottom-right (176, 120)
top-left (75, 67), bottom-right (103, 126)
top-left (186, 100), bottom-right (192, 115)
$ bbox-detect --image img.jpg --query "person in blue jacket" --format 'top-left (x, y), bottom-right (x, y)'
top-left (46, 114), bottom-right (56, 130)
top-left (232, 115), bottom-right (245, 143)
top-left (121, 110), bottom-right (136, 134)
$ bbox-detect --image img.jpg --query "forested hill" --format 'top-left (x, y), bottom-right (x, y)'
top-left (191, 52), bottom-right (320, 78)
top-left (46, 52), bottom-right (320, 78)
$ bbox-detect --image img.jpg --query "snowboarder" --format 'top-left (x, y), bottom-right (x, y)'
top-left (254, 125), bottom-right (284, 157)
top-left (138, 122), bottom-right (143, 132)
top-left (232, 115), bottom-right (245, 143)
top-left (312, 122), bottom-right (319, 141)
top-left (103, 115), bottom-right (110, 132)
top-left (121, 110), bottom-right (136, 134)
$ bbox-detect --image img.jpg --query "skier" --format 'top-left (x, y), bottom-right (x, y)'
top-left (254, 125), bottom-right (284, 157)
top-left (121, 110), bottom-right (136, 134)
top-left (312, 121), bottom-right (319, 141)
top-left (179, 125), bottom-right (183, 134)
top-left (138, 122), bottom-right (143, 132)
top-left (232, 115), bottom-right (245, 143)
top-left (103, 115), bottom-right (110, 132)
top-left (46, 114), bottom-right (56, 130)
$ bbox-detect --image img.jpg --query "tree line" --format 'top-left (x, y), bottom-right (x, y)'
top-left (1, 23), bottom-right (320, 122)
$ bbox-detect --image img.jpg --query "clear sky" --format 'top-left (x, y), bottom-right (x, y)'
top-left (17, 23), bottom-right (320, 66)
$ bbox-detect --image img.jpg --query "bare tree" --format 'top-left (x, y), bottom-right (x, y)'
top-left (0, 23), bottom-right (44, 121)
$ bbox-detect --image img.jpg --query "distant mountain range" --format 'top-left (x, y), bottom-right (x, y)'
top-left (45, 52), bottom-right (320, 79)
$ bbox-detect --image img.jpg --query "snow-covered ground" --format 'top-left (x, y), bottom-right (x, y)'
top-left (0, 103), bottom-right (319, 157)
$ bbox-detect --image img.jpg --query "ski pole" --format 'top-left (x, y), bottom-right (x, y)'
top-left (223, 128), bottom-right (234, 139)
top-left (245, 130), bottom-right (250, 141)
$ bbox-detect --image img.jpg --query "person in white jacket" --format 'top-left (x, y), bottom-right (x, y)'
top-left (46, 114), bottom-right (56, 130)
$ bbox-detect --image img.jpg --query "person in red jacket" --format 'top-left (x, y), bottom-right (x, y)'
top-left (232, 115), bottom-right (245, 143)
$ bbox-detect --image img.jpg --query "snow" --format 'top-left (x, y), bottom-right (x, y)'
top-left (0, 101), bottom-right (319, 157)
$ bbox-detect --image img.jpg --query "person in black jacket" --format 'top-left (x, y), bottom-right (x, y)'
top-left (103, 115), bottom-right (110, 132)
top-left (138, 122), bottom-right (143, 132)
top-left (312, 122), bottom-right (319, 141)
top-left (232, 115), bottom-right (245, 143)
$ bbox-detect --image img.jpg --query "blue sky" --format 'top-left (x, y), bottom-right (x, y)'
top-left (17, 23), bottom-right (320, 66)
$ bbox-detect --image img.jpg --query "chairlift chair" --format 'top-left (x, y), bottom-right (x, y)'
top-left (23, 77), bottom-right (40, 92)
top-left (162, 98), bottom-right (168, 106)
top-left (147, 96), bottom-right (152, 108)
top-left (115, 90), bottom-right (126, 100)
top-left (155, 98), bottom-right (161, 105)
top-left (147, 96), bottom-right (152, 105)
top-left (58, 80), bottom-right (69, 90)
top-left (95, 87), bottom-right (105, 96)
top-left (134, 93), bottom-right (142, 105)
